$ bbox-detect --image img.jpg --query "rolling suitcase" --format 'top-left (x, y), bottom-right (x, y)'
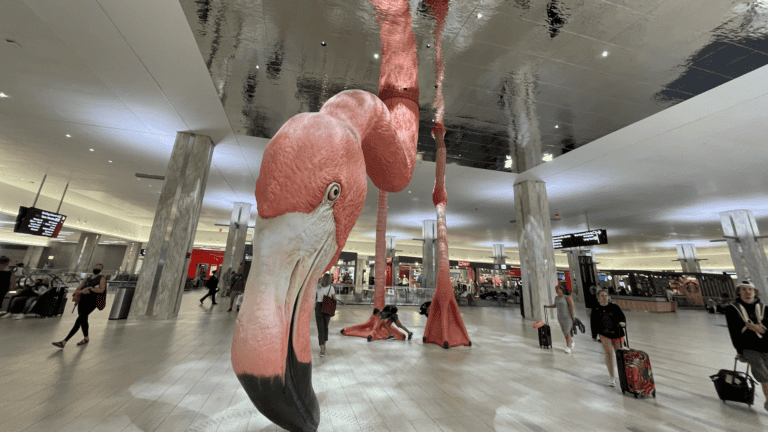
top-left (615, 328), bottom-right (656, 398)
top-left (539, 307), bottom-right (552, 349)
top-left (710, 357), bottom-right (756, 406)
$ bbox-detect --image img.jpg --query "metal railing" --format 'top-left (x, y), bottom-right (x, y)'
top-left (334, 285), bottom-right (435, 306)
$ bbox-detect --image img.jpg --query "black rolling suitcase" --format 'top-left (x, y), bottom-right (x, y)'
top-left (539, 307), bottom-right (552, 349)
top-left (710, 357), bottom-right (756, 406)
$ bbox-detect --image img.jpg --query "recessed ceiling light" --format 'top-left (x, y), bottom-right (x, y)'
top-left (89, 148), bottom-right (94, 152)
top-left (65, 134), bottom-right (71, 138)
top-left (108, 160), bottom-right (112, 163)
top-left (256, 65), bottom-right (259, 69)
top-left (477, 13), bottom-right (483, 18)
top-left (0, 92), bottom-right (8, 98)
top-left (321, 41), bottom-right (326, 46)
top-left (602, 51), bottom-right (609, 57)
top-left (555, 125), bottom-right (559, 129)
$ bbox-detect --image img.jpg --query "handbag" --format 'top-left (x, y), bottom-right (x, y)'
top-left (95, 290), bottom-right (107, 311)
top-left (320, 286), bottom-right (336, 316)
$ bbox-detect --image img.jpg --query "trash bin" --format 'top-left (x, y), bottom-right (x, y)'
top-left (109, 287), bottom-right (135, 320)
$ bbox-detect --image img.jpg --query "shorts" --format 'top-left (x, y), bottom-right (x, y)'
top-left (386, 313), bottom-right (399, 323)
top-left (599, 335), bottom-right (625, 346)
top-left (742, 350), bottom-right (768, 382)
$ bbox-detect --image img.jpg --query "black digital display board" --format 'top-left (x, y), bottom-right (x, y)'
top-left (552, 229), bottom-right (607, 249)
top-left (13, 206), bottom-right (67, 238)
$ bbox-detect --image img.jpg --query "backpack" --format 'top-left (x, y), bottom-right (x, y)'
top-left (733, 302), bottom-right (766, 338)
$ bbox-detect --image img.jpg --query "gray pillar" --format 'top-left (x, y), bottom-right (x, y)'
top-left (720, 210), bottom-right (768, 293)
top-left (70, 233), bottom-right (101, 272)
top-left (514, 180), bottom-right (558, 322)
top-left (675, 244), bottom-right (702, 273)
top-left (422, 220), bottom-right (437, 289)
top-left (219, 202), bottom-right (251, 288)
top-left (564, 250), bottom-right (582, 303)
top-left (130, 132), bottom-right (214, 320)
top-left (23, 246), bottom-right (45, 269)
top-left (502, 65), bottom-right (543, 173)
top-left (492, 244), bottom-right (506, 266)
top-left (120, 242), bottom-right (142, 274)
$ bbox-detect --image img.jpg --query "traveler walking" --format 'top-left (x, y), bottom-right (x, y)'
top-left (725, 281), bottom-right (768, 411)
top-left (545, 285), bottom-right (576, 353)
top-left (0, 256), bottom-right (16, 314)
top-left (52, 264), bottom-right (106, 348)
top-left (227, 266), bottom-right (245, 312)
top-left (315, 274), bottom-right (336, 357)
top-left (591, 289), bottom-right (626, 387)
top-left (200, 269), bottom-right (219, 305)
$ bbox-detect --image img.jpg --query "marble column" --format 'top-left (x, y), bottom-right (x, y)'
top-left (69, 233), bottom-right (101, 272)
top-left (130, 132), bottom-right (214, 320)
top-left (386, 236), bottom-right (398, 288)
top-left (514, 180), bottom-right (558, 322)
top-left (675, 244), bottom-right (702, 273)
top-left (23, 246), bottom-right (45, 269)
top-left (422, 220), bottom-right (437, 289)
top-left (720, 210), bottom-right (768, 293)
top-left (502, 65), bottom-right (543, 173)
top-left (354, 258), bottom-right (367, 286)
top-left (219, 202), bottom-right (251, 289)
top-left (120, 242), bottom-right (142, 274)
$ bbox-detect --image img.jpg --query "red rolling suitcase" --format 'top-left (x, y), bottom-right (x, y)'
top-left (615, 328), bottom-right (656, 398)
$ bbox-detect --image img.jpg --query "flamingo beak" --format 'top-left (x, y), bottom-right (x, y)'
top-left (231, 202), bottom-right (337, 432)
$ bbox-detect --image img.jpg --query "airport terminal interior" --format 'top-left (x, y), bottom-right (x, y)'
top-left (2, 0), bottom-right (768, 431)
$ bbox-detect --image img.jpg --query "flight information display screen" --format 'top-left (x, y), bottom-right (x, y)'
top-left (552, 229), bottom-right (607, 249)
top-left (13, 206), bottom-right (67, 238)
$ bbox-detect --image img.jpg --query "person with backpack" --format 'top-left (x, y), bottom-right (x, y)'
top-left (52, 264), bottom-right (106, 348)
top-left (228, 266), bottom-right (245, 312)
top-left (315, 273), bottom-right (336, 357)
top-left (200, 269), bottom-right (219, 305)
top-left (725, 281), bottom-right (768, 411)
top-left (591, 289), bottom-right (626, 387)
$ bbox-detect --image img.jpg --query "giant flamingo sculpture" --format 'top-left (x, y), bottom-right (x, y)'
top-left (422, 0), bottom-right (471, 349)
top-left (230, 0), bottom-right (418, 430)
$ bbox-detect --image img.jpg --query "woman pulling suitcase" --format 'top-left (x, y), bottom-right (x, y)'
top-left (544, 285), bottom-right (576, 353)
top-left (591, 290), bottom-right (626, 387)
top-left (52, 264), bottom-right (106, 348)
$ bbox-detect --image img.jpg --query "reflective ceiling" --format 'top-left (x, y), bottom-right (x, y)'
top-left (180, 0), bottom-right (768, 173)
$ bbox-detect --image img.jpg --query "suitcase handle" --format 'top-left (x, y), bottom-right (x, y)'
top-left (734, 356), bottom-right (752, 377)
top-left (543, 306), bottom-right (549, 325)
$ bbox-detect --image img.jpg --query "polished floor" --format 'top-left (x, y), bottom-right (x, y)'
top-left (1, 289), bottom-right (766, 432)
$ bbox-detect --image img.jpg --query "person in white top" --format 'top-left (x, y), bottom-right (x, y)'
top-left (315, 273), bottom-right (336, 357)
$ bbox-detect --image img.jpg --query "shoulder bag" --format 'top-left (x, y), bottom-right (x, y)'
top-left (320, 285), bottom-right (336, 316)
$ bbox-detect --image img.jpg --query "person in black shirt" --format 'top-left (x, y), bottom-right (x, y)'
top-left (200, 269), bottom-right (219, 305)
top-left (52, 264), bottom-right (106, 348)
top-left (591, 289), bottom-right (626, 387)
top-left (725, 281), bottom-right (768, 411)
top-left (0, 256), bottom-right (16, 316)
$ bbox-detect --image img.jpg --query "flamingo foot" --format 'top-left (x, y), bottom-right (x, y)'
top-left (423, 294), bottom-right (471, 348)
top-left (340, 314), bottom-right (406, 341)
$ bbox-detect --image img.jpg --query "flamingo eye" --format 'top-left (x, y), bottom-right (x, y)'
top-left (326, 183), bottom-right (341, 202)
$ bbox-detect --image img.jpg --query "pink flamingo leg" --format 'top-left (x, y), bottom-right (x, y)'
top-left (422, 0), bottom-right (471, 349)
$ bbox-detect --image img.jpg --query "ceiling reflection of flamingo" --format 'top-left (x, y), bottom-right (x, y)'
top-left (229, 0), bottom-right (419, 430)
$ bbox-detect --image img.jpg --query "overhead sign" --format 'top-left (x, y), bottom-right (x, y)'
top-left (458, 261), bottom-right (470, 267)
top-left (552, 229), bottom-right (608, 249)
top-left (13, 206), bottom-right (66, 238)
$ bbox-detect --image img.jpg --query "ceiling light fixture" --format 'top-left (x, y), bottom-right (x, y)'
top-left (602, 51), bottom-right (609, 57)
top-left (0, 92), bottom-right (8, 98)
top-left (555, 125), bottom-right (559, 129)
top-left (89, 148), bottom-right (94, 152)
top-left (542, 153), bottom-right (553, 162)
top-left (108, 160), bottom-right (112, 163)
top-left (374, 53), bottom-right (379, 59)
top-left (321, 41), bottom-right (326, 46)
top-left (65, 134), bottom-right (71, 137)
top-left (477, 13), bottom-right (483, 18)
top-left (256, 65), bottom-right (259, 69)
top-left (135, 173), bottom-right (166, 180)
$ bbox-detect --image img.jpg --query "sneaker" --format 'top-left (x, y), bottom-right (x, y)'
top-left (0, 312), bottom-right (8, 318)
top-left (564, 347), bottom-right (572, 354)
top-left (387, 335), bottom-right (394, 340)
top-left (14, 314), bottom-right (25, 320)
top-left (408, 332), bottom-right (413, 340)
top-left (227, 308), bottom-right (232, 312)
top-left (319, 351), bottom-right (325, 358)
top-left (569, 341), bottom-right (575, 350)
top-left (199, 299), bottom-right (204, 305)
top-left (608, 377), bottom-right (616, 387)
